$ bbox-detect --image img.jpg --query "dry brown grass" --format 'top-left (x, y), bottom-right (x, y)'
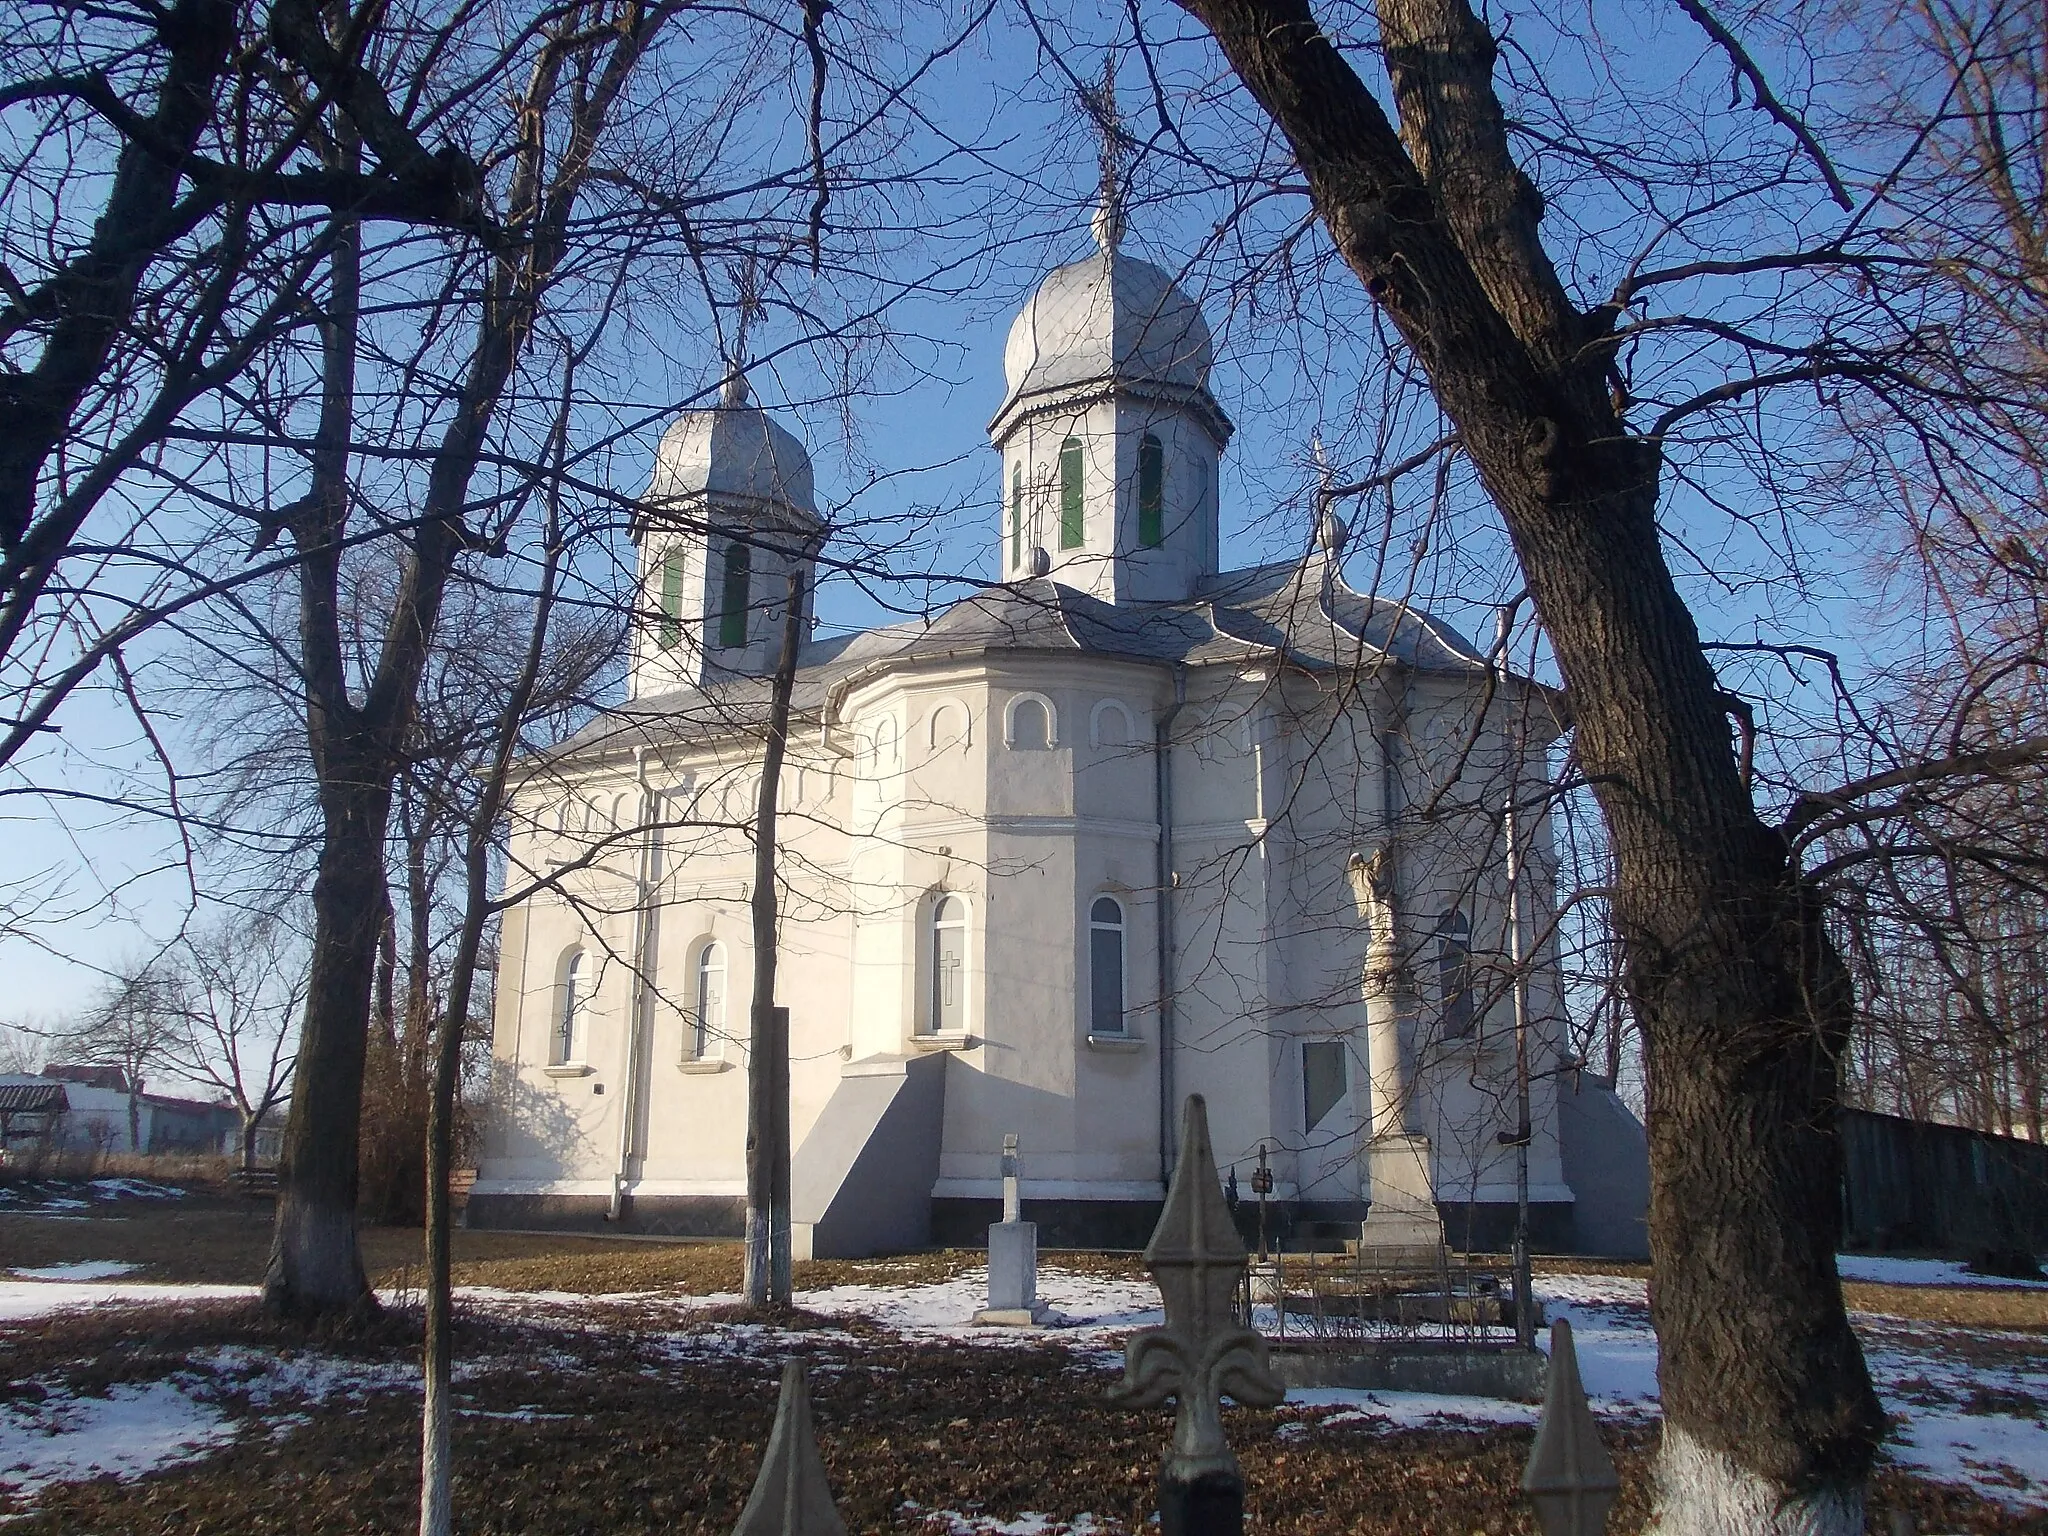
top-left (1, 1298), bottom-right (2037, 1536)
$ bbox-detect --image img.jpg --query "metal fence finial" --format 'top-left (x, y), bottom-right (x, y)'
top-left (732, 1360), bottom-right (848, 1536)
top-left (1113, 1094), bottom-right (1284, 1536)
top-left (1522, 1318), bottom-right (1618, 1536)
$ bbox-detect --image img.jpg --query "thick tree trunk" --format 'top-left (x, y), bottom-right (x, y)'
top-left (263, 772), bottom-right (389, 1320)
top-left (1173, 0), bottom-right (1886, 1526)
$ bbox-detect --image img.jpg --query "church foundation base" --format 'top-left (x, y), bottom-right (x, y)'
top-left (465, 1193), bottom-right (745, 1238)
top-left (1433, 1200), bottom-right (1574, 1254)
top-left (930, 1197), bottom-right (1161, 1251)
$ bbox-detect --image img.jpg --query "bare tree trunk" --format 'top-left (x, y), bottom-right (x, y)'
top-left (417, 422), bottom-right (571, 1536)
top-left (743, 563), bottom-right (807, 1307)
top-left (1171, 0), bottom-right (1885, 1527)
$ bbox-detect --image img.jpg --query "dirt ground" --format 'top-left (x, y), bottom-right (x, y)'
top-left (7, 1197), bottom-right (2041, 1330)
top-left (2, 1297), bottom-right (2037, 1536)
top-left (0, 1194), bottom-right (1143, 1294)
top-left (4, 1194), bottom-right (2047, 1534)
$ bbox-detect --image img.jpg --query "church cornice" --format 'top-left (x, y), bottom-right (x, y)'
top-left (986, 375), bottom-right (1233, 450)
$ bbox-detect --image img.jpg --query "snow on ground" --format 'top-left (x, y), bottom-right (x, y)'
top-left (0, 1280), bottom-right (255, 1323)
top-left (0, 1179), bottom-right (185, 1215)
top-left (1, 1261), bottom-right (2044, 1513)
top-left (9, 1261), bottom-right (139, 1281)
top-left (904, 1501), bottom-right (1115, 1536)
top-left (792, 1268), bottom-right (1162, 1344)
top-left (1838, 1254), bottom-right (2048, 1290)
top-left (85, 1179), bottom-right (184, 1202)
top-left (0, 1379), bottom-right (235, 1499)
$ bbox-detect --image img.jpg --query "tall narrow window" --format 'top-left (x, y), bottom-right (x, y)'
top-left (691, 942), bottom-right (726, 1060)
top-left (1010, 464), bottom-right (1024, 572)
top-left (930, 895), bottom-right (966, 1034)
top-left (1439, 911), bottom-right (1474, 1039)
top-left (1302, 1040), bottom-right (1347, 1129)
top-left (718, 540), bottom-right (751, 648)
top-left (1059, 438), bottom-right (1084, 549)
top-left (555, 951), bottom-right (586, 1064)
top-left (1138, 433), bottom-right (1165, 548)
top-left (1089, 896), bottom-right (1126, 1035)
top-left (658, 550), bottom-right (684, 650)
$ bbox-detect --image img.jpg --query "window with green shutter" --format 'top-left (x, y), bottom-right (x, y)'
top-left (1010, 464), bottom-right (1023, 571)
top-left (718, 540), bottom-right (751, 648)
top-left (1138, 433), bottom-right (1164, 548)
top-left (657, 550), bottom-right (683, 650)
top-left (1058, 438), bottom-right (1084, 549)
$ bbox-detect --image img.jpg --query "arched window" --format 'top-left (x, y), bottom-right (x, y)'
top-left (718, 539), bottom-right (751, 648)
top-left (1009, 696), bottom-right (1051, 750)
top-left (555, 951), bottom-right (587, 1064)
top-left (1089, 897), bottom-right (1127, 1036)
top-left (1439, 911), bottom-right (1475, 1039)
top-left (1058, 438), bottom-right (1084, 549)
top-left (1138, 433), bottom-right (1165, 548)
top-left (690, 941), bottom-right (726, 1060)
top-left (611, 792), bottom-right (632, 828)
top-left (929, 895), bottom-right (966, 1034)
top-left (1090, 698), bottom-right (1134, 748)
top-left (1010, 463), bottom-right (1024, 572)
top-left (928, 700), bottom-right (970, 752)
top-left (657, 549), bottom-right (684, 650)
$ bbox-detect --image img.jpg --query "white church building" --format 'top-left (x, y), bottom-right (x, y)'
top-left (470, 210), bottom-right (1650, 1258)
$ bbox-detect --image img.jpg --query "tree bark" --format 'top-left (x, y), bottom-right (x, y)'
top-left (743, 562), bottom-right (808, 1307)
top-left (1172, 0), bottom-right (1886, 1526)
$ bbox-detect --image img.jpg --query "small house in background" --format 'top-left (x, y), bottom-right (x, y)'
top-left (0, 1081), bottom-right (68, 1155)
top-left (0, 1068), bottom-right (238, 1155)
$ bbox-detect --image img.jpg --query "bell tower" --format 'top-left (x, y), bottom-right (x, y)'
top-left (986, 73), bottom-right (1231, 605)
top-left (631, 374), bottom-right (822, 698)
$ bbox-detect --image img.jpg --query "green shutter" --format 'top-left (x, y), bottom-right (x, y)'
top-left (1010, 465), bottom-right (1023, 571)
top-left (718, 541), bottom-right (751, 648)
top-left (1059, 438), bottom-right (1084, 549)
top-left (657, 550), bottom-right (683, 650)
top-left (1138, 434), bottom-right (1164, 548)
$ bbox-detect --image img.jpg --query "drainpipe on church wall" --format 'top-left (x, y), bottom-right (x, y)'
top-left (1154, 665), bottom-right (1188, 1189)
top-left (609, 746), bottom-right (659, 1222)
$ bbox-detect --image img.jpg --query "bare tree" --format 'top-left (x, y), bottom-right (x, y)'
top-left (159, 917), bottom-right (303, 1172)
top-left (65, 959), bottom-right (181, 1151)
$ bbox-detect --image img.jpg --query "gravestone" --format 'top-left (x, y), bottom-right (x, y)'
top-left (974, 1132), bottom-right (1050, 1326)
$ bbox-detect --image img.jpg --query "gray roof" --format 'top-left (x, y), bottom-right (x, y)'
top-left (541, 556), bottom-right (1494, 765)
top-left (0, 1083), bottom-right (68, 1115)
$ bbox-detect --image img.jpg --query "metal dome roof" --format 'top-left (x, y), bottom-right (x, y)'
top-left (998, 249), bottom-right (1214, 411)
top-left (645, 398), bottom-right (817, 519)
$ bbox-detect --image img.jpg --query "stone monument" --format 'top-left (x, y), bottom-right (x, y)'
top-left (974, 1132), bottom-right (1050, 1326)
top-left (1350, 847), bottom-right (1448, 1257)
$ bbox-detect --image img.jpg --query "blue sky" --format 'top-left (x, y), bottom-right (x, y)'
top-left (1, 0), bottom-right (1930, 1036)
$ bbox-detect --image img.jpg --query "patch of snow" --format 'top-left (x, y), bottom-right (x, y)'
top-left (9, 1261), bottom-right (140, 1281)
top-left (0, 1379), bottom-right (235, 1498)
top-left (1281, 1385), bottom-right (1540, 1428)
top-left (186, 1345), bottom-right (416, 1408)
top-left (1837, 1255), bottom-right (2048, 1291)
top-left (85, 1179), bottom-right (185, 1202)
top-left (904, 1501), bottom-right (1117, 1536)
top-left (794, 1268), bottom-right (1161, 1343)
top-left (0, 1280), bottom-right (254, 1323)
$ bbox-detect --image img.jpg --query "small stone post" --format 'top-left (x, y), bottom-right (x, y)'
top-left (1114, 1095), bottom-right (1285, 1536)
top-left (975, 1132), bottom-right (1049, 1325)
top-left (732, 1361), bottom-right (847, 1536)
top-left (1522, 1318), bottom-right (1618, 1536)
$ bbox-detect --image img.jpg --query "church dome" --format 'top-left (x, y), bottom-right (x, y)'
top-left (999, 250), bottom-right (1213, 410)
top-left (646, 394), bottom-right (817, 519)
